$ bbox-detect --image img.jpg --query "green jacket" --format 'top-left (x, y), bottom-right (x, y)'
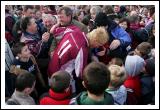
top-left (70, 91), bottom-right (114, 105)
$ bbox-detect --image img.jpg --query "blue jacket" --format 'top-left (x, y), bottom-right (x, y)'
top-left (110, 26), bottom-right (131, 48)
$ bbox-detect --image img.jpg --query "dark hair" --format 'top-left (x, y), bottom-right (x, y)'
top-left (58, 6), bottom-right (73, 16)
top-left (15, 72), bottom-right (36, 92)
top-left (94, 12), bottom-right (118, 31)
top-left (83, 62), bottom-right (110, 95)
top-left (119, 17), bottom-right (130, 32)
top-left (50, 71), bottom-right (71, 93)
top-left (20, 16), bottom-right (32, 32)
top-left (23, 5), bottom-right (34, 12)
top-left (48, 5), bottom-right (56, 11)
top-left (12, 42), bottom-right (26, 56)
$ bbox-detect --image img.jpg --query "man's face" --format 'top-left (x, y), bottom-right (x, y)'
top-left (90, 9), bottom-right (96, 20)
top-left (43, 18), bottom-right (56, 31)
top-left (20, 45), bottom-right (31, 59)
top-left (24, 8), bottom-right (34, 17)
top-left (119, 21), bottom-right (127, 30)
top-left (27, 18), bottom-right (37, 33)
top-left (114, 6), bottom-right (120, 13)
top-left (58, 10), bottom-right (71, 26)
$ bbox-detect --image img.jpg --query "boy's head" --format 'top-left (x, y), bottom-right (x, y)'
top-left (12, 42), bottom-right (31, 59)
top-left (135, 42), bottom-right (152, 59)
top-left (108, 65), bottom-right (127, 88)
top-left (87, 27), bottom-right (109, 48)
top-left (125, 55), bottom-right (145, 77)
top-left (50, 71), bottom-right (71, 93)
top-left (15, 72), bottom-right (36, 95)
top-left (109, 57), bottom-right (123, 66)
top-left (83, 62), bottom-right (110, 96)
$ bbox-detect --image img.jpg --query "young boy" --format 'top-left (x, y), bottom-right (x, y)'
top-left (39, 71), bottom-right (72, 105)
top-left (6, 72), bottom-right (36, 105)
top-left (9, 42), bottom-right (46, 98)
top-left (70, 62), bottom-right (114, 105)
top-left (106, 65), bottom-right (127, 105)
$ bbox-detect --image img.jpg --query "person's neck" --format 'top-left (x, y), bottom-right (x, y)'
top-left (87, 91), bottom-right (104, 101)
top-left (19, 57), bottom-right (29, 62)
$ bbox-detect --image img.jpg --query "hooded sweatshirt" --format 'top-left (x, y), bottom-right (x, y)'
top-left (69, 91), bottom-right (114, 105)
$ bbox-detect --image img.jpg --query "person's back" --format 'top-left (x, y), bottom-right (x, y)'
top-left (48, 24), bottom-right (88, 78)
top-left (106, 65), bottom-right (127, 105)
top-left (70, 91), bottom-right (113, 105)
top-left (6, 72), bottom-right (36, 105)
top-left (39, 71), bottom-right (72, 105)
top-left (70, 62), bottom-right (114, 105)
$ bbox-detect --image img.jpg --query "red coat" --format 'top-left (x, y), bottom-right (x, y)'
top-left (39, 88), bottom-right (72, 105)
top-left (124, 76), bottom-right (141, 99)
top-left (48, 25), bottom-right (89, 78)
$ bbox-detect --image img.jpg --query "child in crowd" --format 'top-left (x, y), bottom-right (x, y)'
top-left (39, 71), bottom-right (72, 105)
top-left (124, 55), bottom-right (145, 104)
top-left (134, 42), bottom-right (152, 59)
top-left (70, 62), bottom-right (114, 105)
top-left (140, 58), bottom-right (155, 104)
top-left (9, 42), bottom-right (46, 99)
top-left (6, 72), bottom-right (36, 105)
top-left (106, 65), bottom-right (127, 105)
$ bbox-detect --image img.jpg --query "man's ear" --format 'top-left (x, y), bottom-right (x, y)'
top-left (82, 81), bottom-right (86, 88)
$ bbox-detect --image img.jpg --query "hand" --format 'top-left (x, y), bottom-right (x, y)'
top-left (42, 32), bottom-right (50, 42)
top-left (50, 22), bottom-right (60, 33)
top-left (96, 46), bottom-right (106, 56)
top-left (109, 39), bottom-right (120, 50)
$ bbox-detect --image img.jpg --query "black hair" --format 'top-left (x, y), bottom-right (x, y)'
top-left (94, 12), bottom-right (118, 31)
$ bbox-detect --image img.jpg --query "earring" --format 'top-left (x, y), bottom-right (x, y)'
top-left (16, 56), bottom-right (19, 60)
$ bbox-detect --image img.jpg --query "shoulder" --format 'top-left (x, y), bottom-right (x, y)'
top-left (104, 91), bottom-right (114, 102)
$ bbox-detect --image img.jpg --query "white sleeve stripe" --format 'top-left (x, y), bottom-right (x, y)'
top-left (82, 32), bottom-right (89, 47)
top-left (58, 40), bottom-right (70, 55)
top-left (70, 33), bottom-right (79, 49)
top-left (59, 44), bottom-right (72, 59)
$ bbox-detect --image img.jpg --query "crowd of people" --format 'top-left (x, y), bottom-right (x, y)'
top-left (5, 5), bottom-right (155, 105)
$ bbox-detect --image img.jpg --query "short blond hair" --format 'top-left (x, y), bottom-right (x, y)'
top-left (108, 65), bottom-right (127, 88)
top-left (87, 27), bottom-right (109, 46)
